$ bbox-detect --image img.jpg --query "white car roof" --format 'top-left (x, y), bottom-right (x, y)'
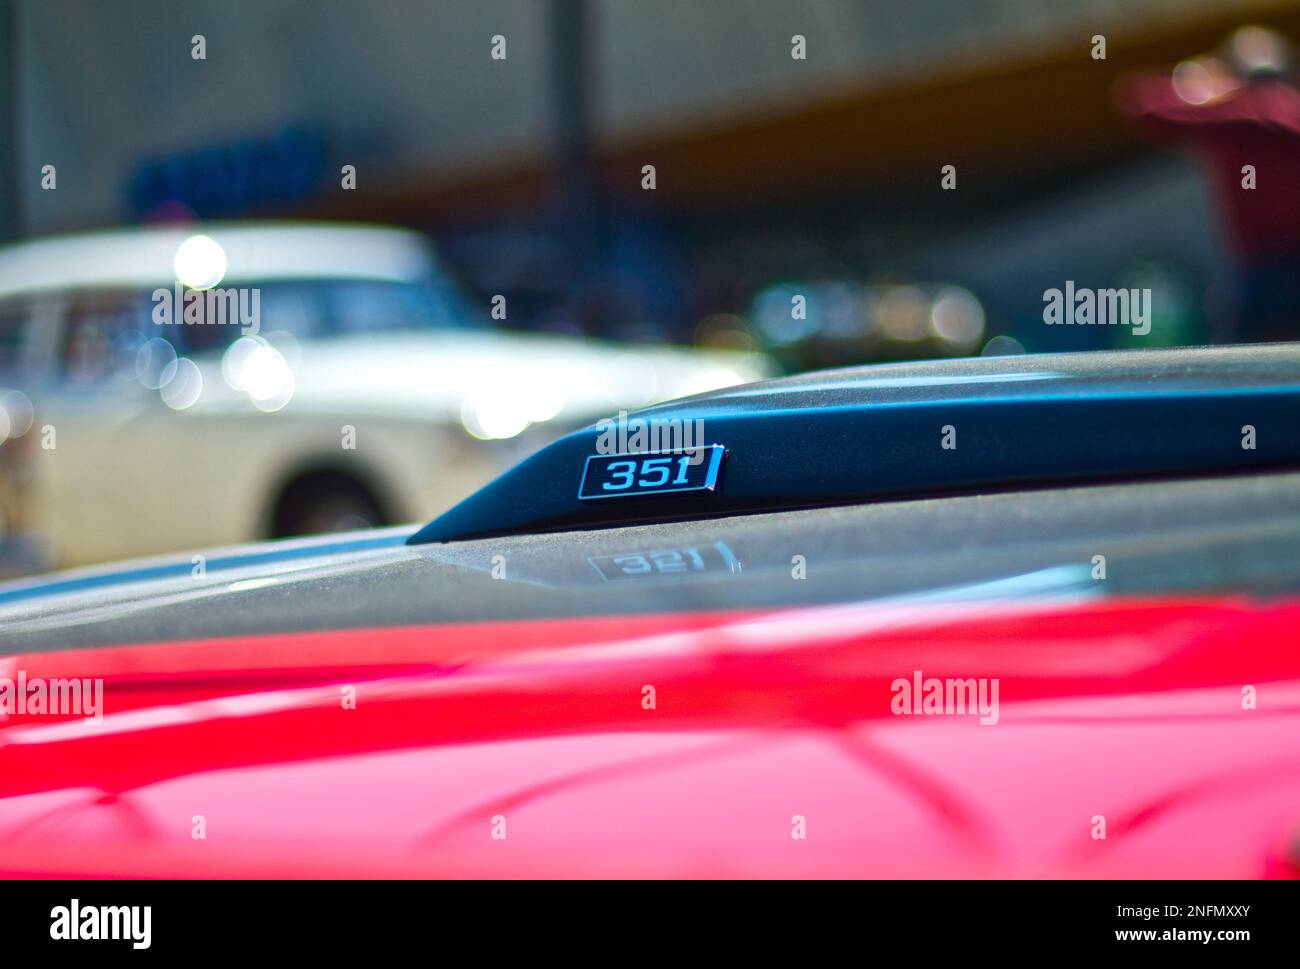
top-left (0, 222), bottom-right (436, 300)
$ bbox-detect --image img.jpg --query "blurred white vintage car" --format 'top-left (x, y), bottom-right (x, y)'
top-left (0, 222), bottom-right (771, 571)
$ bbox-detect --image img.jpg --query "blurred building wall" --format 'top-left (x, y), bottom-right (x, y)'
top-left (14, 0), bottom-right (1287, 233)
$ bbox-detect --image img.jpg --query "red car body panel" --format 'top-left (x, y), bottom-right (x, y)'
top-left (2, 596), bottom-right (1298, 878)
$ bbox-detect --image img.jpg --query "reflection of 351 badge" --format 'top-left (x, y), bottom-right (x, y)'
top-left (578, 445), bottom-right (725, 500)
top-left (589, 541), bottom-right (741, 581)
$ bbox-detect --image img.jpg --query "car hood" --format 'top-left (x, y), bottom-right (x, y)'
top-left (2, 470), bottom-right (1299, 878)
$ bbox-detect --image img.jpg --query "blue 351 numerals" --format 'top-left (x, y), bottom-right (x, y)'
top-left (579, 445), bottom-right (725, 500)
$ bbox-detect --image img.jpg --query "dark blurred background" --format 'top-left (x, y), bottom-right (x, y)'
top-left (4, 0), bottom-right (1299, 370)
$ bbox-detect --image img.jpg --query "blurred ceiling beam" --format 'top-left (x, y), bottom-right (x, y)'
top-left (551, 0), bottom-right (599, 301)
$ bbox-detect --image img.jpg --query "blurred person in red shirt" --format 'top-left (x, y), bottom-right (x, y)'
top-left (1119, 25), bottom-right (1300, 343)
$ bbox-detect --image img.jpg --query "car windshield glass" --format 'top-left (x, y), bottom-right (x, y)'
top-left (0, 299), bottom-right (31, 372)
top-left (319, 278), bottom-right (479, 335)
top-left (176, 277), bottom-right (482, 355)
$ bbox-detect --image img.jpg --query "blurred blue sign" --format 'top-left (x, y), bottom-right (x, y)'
top-left (128, 126), bottom-right (327, 220)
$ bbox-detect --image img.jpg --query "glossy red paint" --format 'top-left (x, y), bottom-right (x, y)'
top-left (2, 596), bottom-right (1298, 878)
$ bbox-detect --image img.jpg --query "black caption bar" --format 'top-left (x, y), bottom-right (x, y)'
top-left (0, 878), bottom-right (1292, 958)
